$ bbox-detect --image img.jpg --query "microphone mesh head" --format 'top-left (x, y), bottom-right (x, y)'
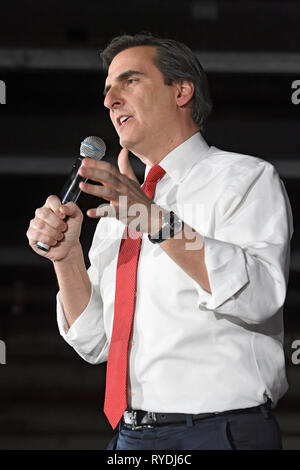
top-left (80, 136), bottom-right (106, 160)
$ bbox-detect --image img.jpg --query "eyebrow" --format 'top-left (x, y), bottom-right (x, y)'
top-left (103, 69), bottom-right (146, 96)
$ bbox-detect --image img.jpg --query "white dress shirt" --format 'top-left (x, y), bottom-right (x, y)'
top-left (57, 132), bottom-right (293, 414)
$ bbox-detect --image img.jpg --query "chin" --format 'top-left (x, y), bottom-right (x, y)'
top-left (119, 130), bottom-right (148, 158)
top-left (119, 135), bottom-right (138, 153)
top-left (119, 135), bottom-right (130, 148)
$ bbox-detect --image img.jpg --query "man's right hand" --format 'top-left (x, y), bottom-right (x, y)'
top-left (26, 195), bottom-right (84, 262)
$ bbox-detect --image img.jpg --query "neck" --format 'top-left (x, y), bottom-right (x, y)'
top-left (131, 124), bottom-right (199, 167)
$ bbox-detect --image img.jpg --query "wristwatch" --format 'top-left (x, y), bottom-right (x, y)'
top-left (148, 210), bottom-right (183, 244)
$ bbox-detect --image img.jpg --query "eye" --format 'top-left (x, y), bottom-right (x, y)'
top-left (128, 78), bottom-right (138, 85)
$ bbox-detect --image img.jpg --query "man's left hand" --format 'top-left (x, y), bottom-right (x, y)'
top-left (78, 148), bottom-right (161, 234)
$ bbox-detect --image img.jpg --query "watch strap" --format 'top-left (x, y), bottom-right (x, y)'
top-left (148, 211), bottom-right (182, 244)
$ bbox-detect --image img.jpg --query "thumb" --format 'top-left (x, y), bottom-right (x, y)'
top-left (118, 148), bottom-right (139, 183)
top-left (59, 202), bottom-right (81, 219)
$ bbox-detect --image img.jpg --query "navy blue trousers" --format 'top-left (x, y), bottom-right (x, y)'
top-left (107, 405), bottom-right (282, 450)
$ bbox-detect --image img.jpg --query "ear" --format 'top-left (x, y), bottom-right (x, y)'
top-left (175, 80), bottom-right (195, 107)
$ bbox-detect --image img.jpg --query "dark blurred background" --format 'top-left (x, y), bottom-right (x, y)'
top-left (0, 0), bottom-right (299, 450)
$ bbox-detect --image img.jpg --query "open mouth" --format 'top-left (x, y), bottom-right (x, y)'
top-left (118, 115), bottom-right (133, 128)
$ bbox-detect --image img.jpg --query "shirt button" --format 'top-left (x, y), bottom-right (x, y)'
top-left (130, 339), bottom-right (135, 346)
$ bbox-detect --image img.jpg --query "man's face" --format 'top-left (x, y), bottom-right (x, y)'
top-left (104, 46), bottom-right (178, 156)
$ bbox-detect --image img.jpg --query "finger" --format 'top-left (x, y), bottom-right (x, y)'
top-left (44, 194), bottom-right (67, 220)
top-left (87, 204), bottom-right (117, 219)
top-left (59, 201), bottom-right (82, 219)
top-left (29, 217), bottom-right (66, 238)
top-left (79, 165), bottom-right (123, 192)
top-left (118, 148), bottom-right (139, 183)
top-left (34, 206), bottom-right (67, 230)
top-left (27, 225), bottom-right (64, 247)
top-left (79, 181), bottom-right (119, 201)
top-left (80, 158), bottom-right (123, 181)
top-left (45, 195), bottom-right (62, 213)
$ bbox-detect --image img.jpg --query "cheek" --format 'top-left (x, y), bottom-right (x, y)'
top-left (109, 110), bottom-right (115, 125)
top-left (110, 113), bottom-right (120, 135)
top-left (149, 89), bottom-right (175, 115)
top-left (132, 88), bottom-right (175, 129)
top-left (142, 99), bottom-right (174, 127)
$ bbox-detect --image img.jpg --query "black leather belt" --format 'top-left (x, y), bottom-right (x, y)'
top-left (122, 403), bottom-right (270, 430)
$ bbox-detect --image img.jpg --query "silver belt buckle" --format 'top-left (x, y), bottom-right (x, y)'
top-left (131, 411), bottom-right (156, 430)
top-left (131, 411), bottom-right (142, 431)
top-left (143, 411), bottom-right (156, 429)
top-left (148, 411), bottom-right (156, 426)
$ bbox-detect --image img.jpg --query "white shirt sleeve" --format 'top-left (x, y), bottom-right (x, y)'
top-left (194, 161), bottom-right (293, 324)
top-left (56, 228), bottom-right (109, 364)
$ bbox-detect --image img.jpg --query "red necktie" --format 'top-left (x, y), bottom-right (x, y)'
top-left (104, 165), bottom-right (166, 429)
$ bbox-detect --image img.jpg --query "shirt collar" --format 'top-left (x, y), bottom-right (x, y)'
top-left (144, 132), bottom-right (210, 184)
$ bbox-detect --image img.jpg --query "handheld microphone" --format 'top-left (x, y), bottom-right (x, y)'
top-left (37, 136), bottom-right (106, 252)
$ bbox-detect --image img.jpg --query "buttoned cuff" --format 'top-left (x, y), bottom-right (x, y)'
top-left (195, 237), bottom-right (249, 312)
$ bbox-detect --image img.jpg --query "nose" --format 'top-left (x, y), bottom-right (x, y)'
top-left (104, 85), bottom-right (123, 110)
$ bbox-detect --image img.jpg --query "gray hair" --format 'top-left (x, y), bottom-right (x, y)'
top-left (101, 33), bottom-right (212, 132)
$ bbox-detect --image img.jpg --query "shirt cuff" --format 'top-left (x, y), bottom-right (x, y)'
top-left (195, 236), bottom-right (249, 312)
top-left (56, 283), bottom-right (106, 356)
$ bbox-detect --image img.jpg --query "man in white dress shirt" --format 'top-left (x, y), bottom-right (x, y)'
top-left (26, 33), bottom-right (293, 450)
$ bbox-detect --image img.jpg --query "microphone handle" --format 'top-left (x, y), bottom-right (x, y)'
top-left (37, 157), bottom-right (88, 252)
